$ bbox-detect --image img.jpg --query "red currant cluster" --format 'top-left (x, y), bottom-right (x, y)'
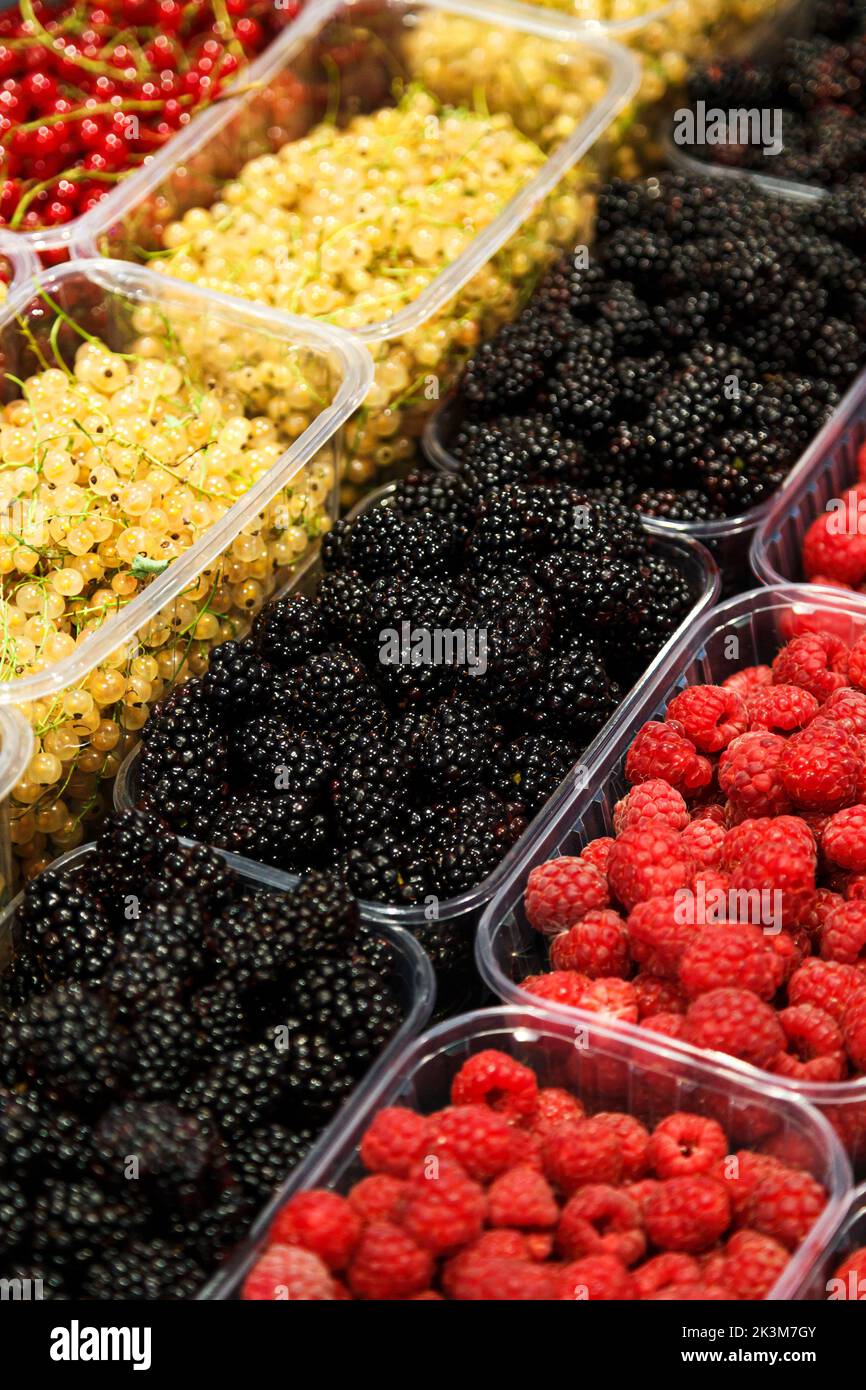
top-left (0, 0), bottom-right (296, 245)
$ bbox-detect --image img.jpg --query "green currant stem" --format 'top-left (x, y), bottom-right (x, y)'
top-left (10, 169), bottom-right (127, 229)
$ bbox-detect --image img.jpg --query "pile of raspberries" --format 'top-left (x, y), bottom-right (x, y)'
top-left (241, 1048), bottom-right (829, 1300)
top-left (519, 628), bottom-right (866, 1148)
top-left (800, 442), bottom-right (866, 592)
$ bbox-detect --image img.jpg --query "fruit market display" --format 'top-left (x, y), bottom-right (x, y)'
top-left (155, 85), bottom-right (589, 503)
top-left (517, 628), bottom-right (866, 1149)
top-left (439, 173), bottom-right (866, 536)
top-left (0, 809), bottom-right (411, 1299)
top-left (0, 293), bottom-right (334, 883)
top-left (241, 1047), bottom-right (830, 1300)
top-left (684, 1), bottom-right (866, 187)
top-left (134, 483), bottom-right (699, 920)
top-left (0, 0), bottom-right (293, 241)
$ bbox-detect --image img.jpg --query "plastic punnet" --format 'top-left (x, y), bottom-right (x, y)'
top-left (115, 483), bottom-right (718, 961)
top-left (216, 1004), bottom-right (852, 1300)
top-left (0, 258), bottom-right (371, 883)
top-left (665, 137), bottom-right (830, 206)
top-left (0, 232), bottom-right (37, 304)
top-left (0, 836), bottom-right (436, 1298)
top-left (0, 707), bottom-right (33, 909)
top-left (71, 0), bottom-right (640, 502)
top-left (751, 366), bottom-right (866, 591)
top-left (476, 584), bottom-right (866, 1172)
top-left (791, 1181), bottom-right (866, 1300)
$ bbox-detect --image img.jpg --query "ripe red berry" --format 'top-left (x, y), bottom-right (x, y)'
top-left (608, 825), bottom-right (693, 912)
top-left (666, 683), bottom-right (748, 753)
top-left (644, 1176), bottom-right (731, 1253)
top-left (348, 1222), bottom-right (434, 1300)
top-left (625, 720), bottom-right (712, 793)
top-left (524, 856), bottom-right (609, 935)
top-left (683, 987), bottom-right (786, 1068)
top-left (242, 1244), bottom-right (338, 1301)
top-left (549, 908), bottom-right (629, 978)
top-left (542, 1119), bottom-right (624, 1193)
top-left (268, 1190), bottom-right (360, 1271)
top-left (746, 1168), bottom-right (827, 1250)
top-left (451, 1050), bottom-right (538, 1120)
top-left (647, 1113), bottom-right (728, 1179)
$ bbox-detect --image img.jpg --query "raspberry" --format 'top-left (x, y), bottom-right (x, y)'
top-left (269, 1190), bottom-right (360, 1271)
top-left (770, 1004), bottom-right (846, 1082)
top-left (522, 970), bottom-right (589, 1008)
top-left (715, 1151), bottom-right (783, 1220)
top-left (593, 1113), bottom-right (650, 1180)
top-left (445, 1253), bottom-right (555, 1301)
top-left (633, 1252), bottom-right (700, 1298)
top-left (580, 837), bottom-right (614, 875)
top-left (788, 956), bottom-right (864, 1022)
top-left (644, 1281), bottom-right (730, 1300)
top-left (608, 826), bottom-right (693, 912)
top-left (799, 889), bottom-right (845, 941)
top-left (348, 1222), bottom-right (433, 1300)
top-left (642, 1011), bottom-right (687, 1040)
top-left (456, 1230), bottom-right (533, 1264)
top-left (679, 923), bottom-right (786, 1002)
top-left (626, 897), bottom-right (695, 978)
top-left (242, 1245), bottom-right (338, 1300)
top-left (557, 1184), bottom-right (645, 1265)
top-left (803, 510), bottom-right (866, 588)
top-left (348, 1174), bottom-right (407, 1225)
top-left (625, 721), bottom-right (712, 794)
top-left (830, 1246), bottom-right (866, 1299)
top-left (529, 1087), bottom-right (585, 1139)
top-left (401, 1157), bottom-right (486, 1254)
top-left (549, 909), bottom-right (629, 977)
top-left (780, 722), bottom-right (863, 812)
top-left (613, 780), bottom-right (690, 835)
top-left (425, 1104), bottom-right (515, 1182)
top-left (746, 1169), bottom-right (827, 1250)
top-left (503, 1127), bottom-right (544, 1171)
top-left (772, 632), bottom-right (850, 702)
top-left (644, 1176), bottom-right (731, 1253)
top-left (847, 875), bottom-right (866, 900)
top-left (711, 1229), bottom-right (790, 1299)
top-left (724, 665), bottom-right (773, 695)
top-left (633, 973), bottom-right (687, 1018)
top-left (451, 1049), bottom-right (538, 1121)
top-left (747, 684), bottom-right (820, 734)
top-left (721, 815), bottom-right (815, 870)
top-left (718, 732), bottom-right (792, 818)
top-left (647, 1113), bottom-right (728, 1179)
top-left (666, 684), bottom-right (748, 753)
top-left (823, 805), bottom-right (866, 871)
top-left (819, 687), bottom-right (866, 735)
top-left (822, 901), bottom-right (866, 965)
top-left (683, 988), bottom-right (786, 1068)
top-left (552, 1254), bottom-right (636, 1300)
top-left (843, 988), bottom-right (866, 1070)
top-left (850, 635), bottom-right (866, 691)
top-left (573, 976), bottom-right (638, 1024)
top-left (680, 818), bottom-right (726, 869)
top-left (488, 1164), bottom-right (558, 1229)
top-left (524, 857), bottom-right (609, 936)
top-left (729, 840), bottom-right (815, 929)
top-left (542, 1119), bottom-right (623, 1193)
top-left (360, 1107), bottom-right (429, 1178)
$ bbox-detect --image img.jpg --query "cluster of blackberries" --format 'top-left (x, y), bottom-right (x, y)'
top-left (0, 811), bottom-right (404, 1299)
top-left (686, 8), bottom-right (866, 186)
top-left (136, 483), bottom-right (696, 921)
top-left (444, 173), bottom-right (865, 528)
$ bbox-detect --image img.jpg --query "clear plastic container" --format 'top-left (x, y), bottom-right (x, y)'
top-left (0, 6), bottom-right (313, 264)
top-left (751, 367), bottom-right (866, 591)
top-left (665, 137), bottom-right (829, 206)
top-left (0, 257), bottom-right (372, 885)
top-left (115, 482), bottom-right (719, 997)
top-left (424, 386), bottom-right (766, 595)
top-left (0, 231), bottom-right (37, 305)
top-left (0, 835), bottom-right (436, 1298)
top-left (790, 1181), bottom-right (866, 1300)
top-left (72, 0), bottom-right (640, 504)
top-left (216, 1003), bottom-right (852, 1300)
top-left (477, 583), bottom-right (866, 1173)
top-left (0, 708), bottom-right (34, 911)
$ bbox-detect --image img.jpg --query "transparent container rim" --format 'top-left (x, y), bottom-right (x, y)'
top-left (751, 364), bottom-right (866, 589)
top-left (0, 256), bottom-right (374, 707)
top-left (0, 706), bottom-right (34, 802)
top-left (69, 0), bottom-right (641, 343)
top-left (476, 582), bottom-right (866, 1113)
top-left (665, 134), bottom-right (829, 205)
top-left (0, 834), bottom-right (437, 1302)
top-left (0, 230), bottom-right (39, 301)
top-left (423, 388), bottom-right (779, 541)
top-left (114, 503), bottom-right (720, 928)
top-left (217, 1003), bottom-right (853, 1301)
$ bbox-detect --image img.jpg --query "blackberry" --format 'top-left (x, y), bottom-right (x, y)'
top-left (280, 1026), bottom-right (355, 1118)
top-left (3, 984), bottom-right (129, 1110)
top-left (596, 279), bottom-right (658, 350)
top-left (251, 594), bottom-right (329, 668)
top-left (170, 1185), bottom-right (253, 1268)
top-left (9, 871), bottom-right (112, 996)
top-left (522, 644), bottom-right (621, 736)
top-left (490, 733), bottom-right (581, 817)
top-left (814, 177), bottom-right (866, 249)
top-left (331, 738), bottom-right (409, 848)
top-left (463, 574), bottom-right (553, 702)
top-left (31, 1179), bottom-right (142, 1270)
top-left (346, 504), bottom-right (455, 580)
top-left (414, 699), bottom-right (504, 793)
top-left (543, 345), bottom-right (621, 442)
top-left (138, 766), bottom-right (223, 843)
top-left (146, 842), bottom-right (235, 913)
top-left (533, 552), bottom-right (643, 639)
top-left (392, 469), bottom-right (474, 540)
top-left (627, 553), bottom-right (695, 666)
top-left (82, 1238), bottom-right (206, 1301)
top-left (804, 316), bottom-right (865, 381)
top-left (1, 1262), bottom-right (67, 1299)
top-left (635, 488), bottom-right (724, 522)
top-left (430, 793), bottom-right (526, 898)
top-left (292, 958), bottom-right (402, 1067)
top-left (455, 424), bottom-right (533, 497)
top-left (210, 792), bottom-right (330, 873)
top-left (320, 517), bottom-right (352, 571)
top-left (235, 716), bottom-right (330, 800)
top-left (341, 832), bottom-right (435, 905)
top-left (459, 307), bottom-right (562, 410)
top-left (189, 979), bottom-right (248, 1061)
top-left (599, 225), bottom-right (675, 288)
top-left (91, 807), bottom-right (178, 904)
top-left (201, 640), bottom-right (271, 717)
top-left (275, 648), bottom-right (387, 741)
top-left (319, 569), bottom-right (372, 645)
top-left (114, 900), bottom-right (206, 990)
top-left (0, 1177), bottom-right (28, 1257)
top-left (534, 253), bottom-right (607, 319)
top-left (231, 1123), bottom-right (316, 1202)
top-left (177, 1040), bottom-right (288, 1139)
top-left (687, 57), bottom-right (775, 108)
top-left (285, 870), bottom-right (359, 949)
top-left (778, 36), bottom-right (862, 112)
top-left (125, 996), bottom-right (201, 1097)
top-left (364, 572), bottom-right (463, 708)
top-left (0, 1089), bottom-right (92, 1186)
top-left (93, 1102), bottom-right (219, 1202)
